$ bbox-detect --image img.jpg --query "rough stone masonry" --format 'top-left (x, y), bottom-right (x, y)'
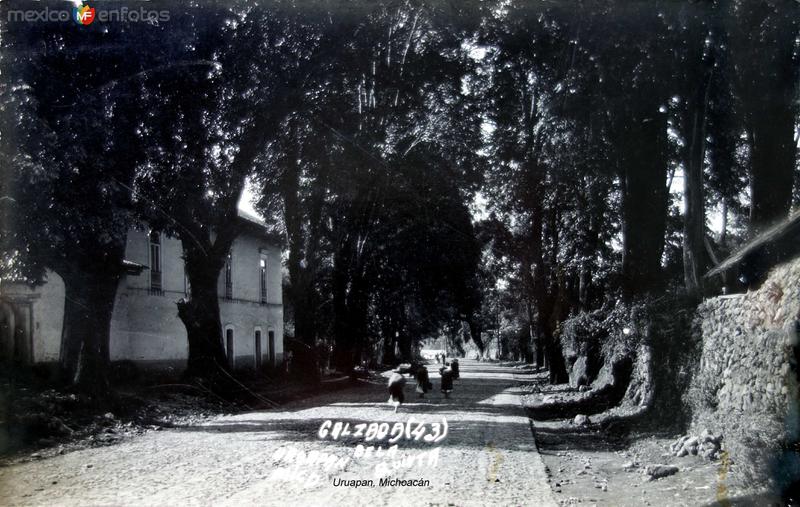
top-left (690, 257), bottom-right (800, 488)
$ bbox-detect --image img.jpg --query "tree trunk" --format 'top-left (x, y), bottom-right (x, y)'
top-left (332, 246), bottom-right (357, 373)
top-left (74, 277), bottom-right (118, 393)
top-left (682, 71), bottom-right (711, 301)
top-left (466, 317), bottom-right (484, 355)
top-left (544, 332), bottom-right (568, 384)
top-left (683, 152), bottom-right (706, 300)
top-left (59, 293), bottom-right (82, 384)
top-left (382, 327), bottom-right (397, 365)
top-left (530, 199), bottom-right (568, 383)
top-left (179, 243), bottom-right (229, 383)
top-left (348, 277), bottom-right (370, 366)
top-left (523, 266), bottom-right (543, 368)
top-left (728, 0), bottom-right (798, 237)
top-left (619, 110), bottom-right (669, 299)
top-left (397, 332), bottom-right (413, 362)
top-left (533, 326), bottom-right (544, 368)
top-left (60, 271), bottom-right (120, 394)
top-left (577, 267), bottom-right (590, 312)
top-left (748, 106), bottom-right (796, 236)
top-left (56, 226), bottom-right (126, 392)
top-left (719, 200), bottom-right (728, 246)
top-left (545, 205), bottom-right (570, 384)
top-left (281, 124), bottom-right (319, 349)
top-left (523, 301), bottom-right (535, 364)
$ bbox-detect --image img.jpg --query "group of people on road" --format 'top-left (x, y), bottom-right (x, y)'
top-left (386, 357), bottom-right (460, 412)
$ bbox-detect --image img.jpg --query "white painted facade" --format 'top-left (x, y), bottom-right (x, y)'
top-left (0, 219), bottom-right (284, 373)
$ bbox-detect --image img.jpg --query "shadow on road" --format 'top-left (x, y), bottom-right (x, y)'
top-left (170, 360), bottom-right (540, 452)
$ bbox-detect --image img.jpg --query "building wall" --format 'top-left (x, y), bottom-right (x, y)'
top-left (220, 299), bottom-right (283, 369)
top-left (0, 271), bottom-right (65, 364)
top-left (109, 283), bottom-right (189, 364)
top-left (109, 229), bottom-right (189, 365)
top-left (1, 226), bottom-right (283, 373)
top-left (217, 232), bottom-right (282, 304)
top-left (215, 231), bottom-right (284, 369)
top-left (32, 273), bottom-right (65, 363)
top-left (124, 229), bottom-right (187, 294)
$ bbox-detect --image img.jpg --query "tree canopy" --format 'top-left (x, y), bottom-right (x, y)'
top-left (2, 0), bottom-right (798, 386)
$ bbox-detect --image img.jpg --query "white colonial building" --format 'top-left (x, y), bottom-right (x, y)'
top-left (0, 211), bottom-right (284, 374)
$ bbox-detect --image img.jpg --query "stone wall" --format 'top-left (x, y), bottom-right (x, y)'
top-left (689, 257), bottom-right (800, 487)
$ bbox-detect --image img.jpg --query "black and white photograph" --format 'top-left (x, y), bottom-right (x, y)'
top-left (0, 0), bottom-right (799, 505)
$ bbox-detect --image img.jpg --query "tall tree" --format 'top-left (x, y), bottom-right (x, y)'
top-left (1, 11), bottom-right (159, 391)
top-left (134, 4), bottom-right (329, 383)
top-left (278, 2), bottom-right (481, 372)
top-left (672, 4), bottom-right (715, 300)
top-left (729, 0), bottom-right (799, 235)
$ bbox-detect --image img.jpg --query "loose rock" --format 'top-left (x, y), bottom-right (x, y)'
top-left (645, 464), bottom-right (679, 480)
top-left (574, 414), bottom-right (590, 426)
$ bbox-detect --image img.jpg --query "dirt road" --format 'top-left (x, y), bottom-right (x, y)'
top-left (0, 360), bottom-right (555, 507)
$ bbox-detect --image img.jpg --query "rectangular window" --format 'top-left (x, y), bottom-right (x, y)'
top-left (255, 330), bottom-right (262, 369)
top-left (225, 253), bottom-right (233, 299)
top-left (260, 257), bottom-right (267, 304)
top-left (149, 231), bottom-right (162, 295)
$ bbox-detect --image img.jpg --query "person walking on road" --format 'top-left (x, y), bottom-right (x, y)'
top-left (415, 365), bottom-right (432, 398)
top-left (450, 358), bottom-right (460, 379)
top-left (439, 364), bottom-right (454, 399)
top-left (387, 368), bottom-right (407, 412)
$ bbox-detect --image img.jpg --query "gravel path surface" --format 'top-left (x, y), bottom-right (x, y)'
top-left (0, 360), bottom-right (555, 507)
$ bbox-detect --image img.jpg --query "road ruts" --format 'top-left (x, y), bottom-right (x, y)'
top-left (0, 360), bottom-right (556, 507)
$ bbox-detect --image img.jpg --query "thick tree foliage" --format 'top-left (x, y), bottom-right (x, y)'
top-left (1, 10), bottom-right (165, 391)
top-left (2, 0), bottom-right (798, 387)
top-left (133, 5), bottom-right (333, 382)
top-left (256, 1), bottom-right (484, 372)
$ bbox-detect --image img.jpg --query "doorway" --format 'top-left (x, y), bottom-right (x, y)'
top-left (255, 329), bottom-right (262, 369)
top-left (0, 301), bottom-right (16, 362)
top-left (225, 327), bottom-right (234, 368)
